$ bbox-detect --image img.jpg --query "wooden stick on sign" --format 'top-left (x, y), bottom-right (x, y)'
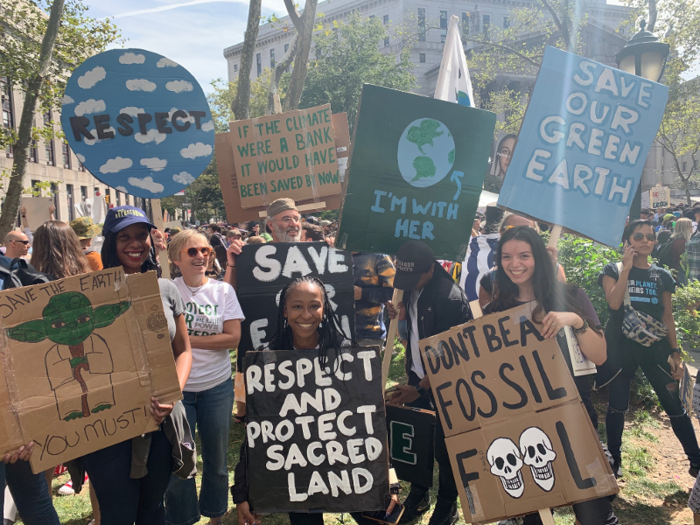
top-left (538, 508), bottom-right (556, 525)
top-left (381, 289), bottom-right (404, 387)
top-left (150, 199), bottom-right (170, 279)
top-left (548, 224), bottom-right (563, 249)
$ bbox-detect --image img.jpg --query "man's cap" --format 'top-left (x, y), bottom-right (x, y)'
top-left (305, 216), bottom-right (320, 226)
top-left (266, 198), bottom-right (297, 219)
top-left (393, 240), bottom-right (435, 290)
top-left (321, 220), bottom-right (332, 227)
top-left (102, 206), bottom-right (155, 236)
top-left (70, 217), bottom-right (101, 240)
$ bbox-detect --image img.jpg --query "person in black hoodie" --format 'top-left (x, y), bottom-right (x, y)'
top-left (386, 240), bottom-right (472, 525)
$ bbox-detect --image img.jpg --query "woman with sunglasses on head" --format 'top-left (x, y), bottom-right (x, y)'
top-left (599, 219), bottom-right (700, 478)
top-left (165, 229), bottom-right (244, 525)
top-left (484, 226), bottom-right (617, 525)
top-left (85, 206), bottom-right (193, 525)
top-left (233, 276), bottom-right (399, 525)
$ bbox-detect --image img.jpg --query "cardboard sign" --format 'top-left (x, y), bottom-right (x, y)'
top-left (650, 185), bottom-right (670, 209)
top-left (235, 242), bottom-right (354, 355)
top-left (497, 47), bottom-right (668, 247)
top-left (0, 269), bottom-right (182, 472)
top-left (229, 105), bottom-right (341, 208)
top-left (244, 348), bottom-right (389, 513)
top-left (20, 197), bottom-right (53, 230)
top-left (60, 49), bottom-right (214, 199)
top-left (336, 85), bottom-right (496, 261)
top-left (680, 365), bottom-right (693, 417)
top-left (419, 303), bottom-right (617, 523)
top-left (217, 113), bottom-right (350, 222)
top-left (385, 404), bottom-right (435, 488)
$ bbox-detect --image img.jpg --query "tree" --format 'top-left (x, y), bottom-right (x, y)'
top-left (299, 11), bottom-right (416, 132)
top-left (208, 71), bottom-right (279, 133)
top-left (160, 163), bottom-right (226, 223)
top-left (230, 0), bottom-right (262, 120)
top-left (0, 0), bottom-right (122, 238)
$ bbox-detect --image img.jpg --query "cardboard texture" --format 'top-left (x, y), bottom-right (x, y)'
top-left (420, 303), bottom-right (617, 523)
top-left (217, 113), bottom-right (349, 222)
top-left (336, 85), bottom-right (496, 261)
top-left (385, 404), bottom-right (435, 488)
top-left (20, 197), bottom-right (53, 230)
top-left (680, 365), bottom-right (693, 417)
top-left (60, 48), bottom-right (214, 199)
top-left (497, 47), bottom-right (669, 248)
top-left (234, 242), bottom-right (354, 369)
top-left (0, 269), bottom-right (182, 472)
top-left (244, 348), bottom-right (389, 513)
top-left (229, 104), bottom-right (341, 208)
top-left (650, 185), bottom-right (671, 209)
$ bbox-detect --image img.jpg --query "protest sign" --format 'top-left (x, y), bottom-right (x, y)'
top-left (217, 113), bottom-right (349, 222)
top-left (235, 242), bottom-right (354, 358)
top-left (497, 46), bottom-right (668, 247)
top-left (641, 191), bottom-right (651, 210)
top-left (420, 303), bottom-right (617, 523)
top-left (20, 197), bottom-right (53, 229)
top-left (0, 269), bottom-right (182, 472)
top-left (650, 185), bottom-right (671, 208)
top-left (336, 85), bottom-right (495, 261)
top-left (60, 48), bottom-right (214, 199)
top-left (229, 105), bottom-right (342, 209)
top-left (680, 365), bottom-right (693, 417)
top-left (385, 404), bottom-right (435, 488)
top-left (244, 348), bottom-right (389, 513)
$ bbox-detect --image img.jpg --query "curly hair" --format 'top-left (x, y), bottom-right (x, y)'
top-left (31, 221), bottom-right (90, 278)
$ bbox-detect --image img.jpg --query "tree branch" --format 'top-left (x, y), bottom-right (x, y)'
top-left (465, 38), bottom-right (543, 66)
top-left (267, 35), bottom-right (298, 114)
top-left (648, 0), bottom-right (658, 33)
top-left (231, 0), bottom-right (263, 120)
top-left (283, 0), bottom-right (302, 32)
top-left (539, 0), bottom-right (573, 52)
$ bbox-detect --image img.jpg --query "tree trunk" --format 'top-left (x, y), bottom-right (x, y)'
top-left (684, 180), bottom-right (692, 205)
top-left (283, 0), bottom-right (319, 111)
top-left (0, 0), bottom-right (65, 241)
top-left (648, 0), bottom-right (658, 32)
top-left (267, 36), bottom-right (298, 115)
top-left (231, 0), bottom-right (263, 121)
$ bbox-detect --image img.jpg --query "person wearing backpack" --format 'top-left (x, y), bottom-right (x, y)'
top-left (598, 219), bottom-right (700, 479)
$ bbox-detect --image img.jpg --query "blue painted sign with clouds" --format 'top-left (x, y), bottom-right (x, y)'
top-left (60, 49), bottom-right (214, 199)
top-left (497, 47), bottom-right (668, 247)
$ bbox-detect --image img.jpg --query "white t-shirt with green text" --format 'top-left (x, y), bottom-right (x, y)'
top-left (173, 277), bottom-right (245, 392)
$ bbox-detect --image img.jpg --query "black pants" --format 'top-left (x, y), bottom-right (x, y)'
top-left (523, 497), bottom-right (619, 525)
top-left (407, 372), bottom-right (458, 504)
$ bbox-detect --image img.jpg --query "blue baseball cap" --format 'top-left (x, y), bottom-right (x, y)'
top-left (102, 206), bottom-right (156, 235)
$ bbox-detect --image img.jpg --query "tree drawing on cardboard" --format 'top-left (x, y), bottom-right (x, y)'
top-left (7, 292), bottom-right (131, 422)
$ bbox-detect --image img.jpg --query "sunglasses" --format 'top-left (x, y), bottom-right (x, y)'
top-left (180, 246), bottom-right (212, 258)
top-left (13, 240), bottom-right (29, 245)
top-left (633, 233), bottom-right (656, 242)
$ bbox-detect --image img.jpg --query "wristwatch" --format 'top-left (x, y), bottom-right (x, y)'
top-left (415, 385), bottom-right (428, 398)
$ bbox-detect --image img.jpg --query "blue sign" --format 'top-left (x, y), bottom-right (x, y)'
top-left (60, 49), bottom-right (214, 199)
top-left (497, 47), bottom-right (668, 247)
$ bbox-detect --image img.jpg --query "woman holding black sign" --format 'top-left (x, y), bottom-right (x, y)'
top-left (484, 226), bottom-right (618, 525)
top-left (232, 276), bottom-right (399, 525)
top-left (599, 219), bottom-right (700, 479)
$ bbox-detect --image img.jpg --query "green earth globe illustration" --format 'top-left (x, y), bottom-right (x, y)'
top-left (397, 118), bottom-right (455, 188)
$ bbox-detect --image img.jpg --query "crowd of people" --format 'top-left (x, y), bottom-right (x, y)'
top-left (0, 194), bottom-right (699, 525)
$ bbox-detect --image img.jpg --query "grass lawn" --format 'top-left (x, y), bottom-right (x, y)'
top-left (36, 343), bottom-right (698, 524)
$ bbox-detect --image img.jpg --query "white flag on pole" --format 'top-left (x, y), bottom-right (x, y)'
top-left (434, 15), bottom-right (475, 107)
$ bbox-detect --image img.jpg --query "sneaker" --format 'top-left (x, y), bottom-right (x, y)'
top-left (427, 497), bottom-right (458, 525)
top-left (689, 463), bottom-right (700, 478)
top-left (57, 480), bottom-right (75, 496)
top-left (399, 488), bottom-right (430, 523)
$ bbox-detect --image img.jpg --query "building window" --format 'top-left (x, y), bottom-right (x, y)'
top-left (418, 8), bottom-right (426, 41)
top-left (270, 48), bottom-right (276, 69)
top-left (62, 142), bottom-right (71, 169)
top-left (503, 16), bottom-right (510, 29)
top-left (419, 53), bottom-right (426, 63)
top-left (80, 185), bottom-right (88, 202)
top-left (384, 37), bottom-right (390, 47)
top-left (383, 14), bottom-right (389, 24)
top-left (28, 140), bottom-right (37, 163)
top-left (105, 188), bottom-right (111, 206)
top-left (683, 161), bottom-right (688, 172)
top-left (43, 110), bottom-right (52, 127)
top-left (78, 162), bottom-right (86, 172)
top-left (31, 179), bottom-right (40, 195)
top-left (483, 14), bottom-right (490, 37)
top-left (440, 11), bottom-right (448, 43)
top-left (66, 184), bottom-right (75, 221)
top-left (2, 77), bottom-right (14, 158)
top-left (45, 140), bottom-right (55, 166)
top-left (51, 182), bottom-right (60, 220)
top-left (234, 63), bottom-right (238, 72)
top-left (284, 43), bottom-right (289, 53)
top-left (256, 53), bottom-right (262, 77)
top-left (462, 12), bottom-right (470, 38)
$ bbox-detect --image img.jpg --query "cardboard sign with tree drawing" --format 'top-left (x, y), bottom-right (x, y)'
top-left (419, 303), bottom-right (617, 523)
top-left (0, 269), bottom-right (182, 472)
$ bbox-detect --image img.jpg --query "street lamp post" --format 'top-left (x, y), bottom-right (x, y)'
top-left (615, 19), bottom-right (670, 221)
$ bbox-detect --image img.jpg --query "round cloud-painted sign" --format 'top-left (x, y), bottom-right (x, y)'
top-left (60, 49), bottom-right (214, 199)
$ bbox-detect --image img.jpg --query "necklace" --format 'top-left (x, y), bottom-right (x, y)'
top-left (184, 279), bottom-right (207, 296)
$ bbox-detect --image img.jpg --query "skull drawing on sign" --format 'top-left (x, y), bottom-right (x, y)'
top-left (486, 437), bottom-right (524, 498)
top-left (519, 427), bottom-right (557, 492)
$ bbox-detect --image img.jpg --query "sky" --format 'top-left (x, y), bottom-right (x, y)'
top-left (88, 0), bottom-right (295, 94)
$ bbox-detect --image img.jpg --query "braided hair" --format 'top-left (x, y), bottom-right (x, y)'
top-left (268, 276), bottom-right (354, 368)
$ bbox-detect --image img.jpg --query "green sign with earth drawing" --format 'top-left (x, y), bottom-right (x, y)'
top-left (337, 85), bottom-right (496, 261)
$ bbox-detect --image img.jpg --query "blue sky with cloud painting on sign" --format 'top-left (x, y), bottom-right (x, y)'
top-left (87, 0), bottom-right (296, 94)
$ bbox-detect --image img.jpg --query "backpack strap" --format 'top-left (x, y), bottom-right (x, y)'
top-left (616, 262), bottom-right (631, 307)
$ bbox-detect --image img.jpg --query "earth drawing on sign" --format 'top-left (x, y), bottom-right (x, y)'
top-left (397, 118), bottom-right (455, 188)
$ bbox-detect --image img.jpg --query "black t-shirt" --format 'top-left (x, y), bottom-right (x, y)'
top-left (598, 263), bottom-right (675, 321)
